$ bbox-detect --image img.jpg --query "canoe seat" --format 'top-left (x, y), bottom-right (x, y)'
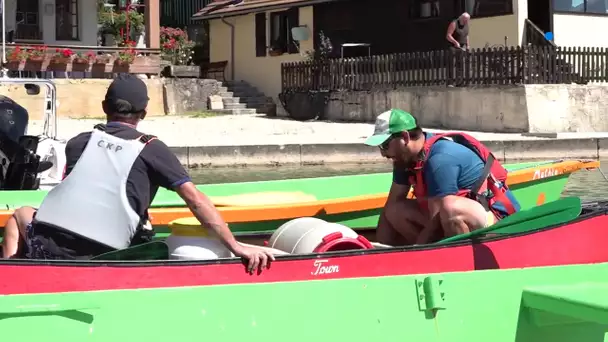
top-left (437, 196), bottom-right (582, 244)
top-left (209, 191), bottom-right (318, 207)
top-left (91, 241), bottom-right (169, 261)
top-left (522, 284), bottom-right (608, 325)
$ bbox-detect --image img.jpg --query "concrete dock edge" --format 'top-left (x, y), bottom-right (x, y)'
top-left (502, 138), bottom-right (599, 161)
top-left (174, 138), bottom-right (607, 168)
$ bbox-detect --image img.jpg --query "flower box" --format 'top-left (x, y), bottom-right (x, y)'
top-left (114, 59), bottom-right (132, 67)
top-left (26, 55), bottom-right (45, 63)
top-left (94, 55), bottom-right (112, 65)
top-left (3, 60), bottom-right (23, 71)
top-left (50, 56), bottom-right (72, 64)
top-left (113, 59), bottom-right (132, 73)
top-left (73, 57), bottom-right (91, 64)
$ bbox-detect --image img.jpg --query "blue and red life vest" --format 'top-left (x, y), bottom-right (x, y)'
top-left (407, 132), bottom-right (517, 218)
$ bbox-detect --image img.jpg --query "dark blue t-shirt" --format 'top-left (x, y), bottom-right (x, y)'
top-left (393, 133), bottom-right (521, 215)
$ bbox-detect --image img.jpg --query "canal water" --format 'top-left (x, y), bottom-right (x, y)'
top-left (189, 159), bottom-right (608, 202)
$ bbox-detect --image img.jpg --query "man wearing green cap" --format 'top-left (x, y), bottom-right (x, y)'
top-left (365, 109), bottom-right (521, 245)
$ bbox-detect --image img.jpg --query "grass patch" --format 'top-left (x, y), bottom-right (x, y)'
top-left (68, 115), bottom-right (106, 120)
top-left (183, 111), bottom-right (226, 118)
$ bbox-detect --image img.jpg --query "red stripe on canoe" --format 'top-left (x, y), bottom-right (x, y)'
top-left (1, 215), bottom-right (607, 295)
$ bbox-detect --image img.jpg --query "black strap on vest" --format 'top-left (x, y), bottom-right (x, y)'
top-left (93, 124), bottom-right (156, 144)
top-left (138, 134), bottom-right (157, 144)
top-left (93, 123), bottom-right (106, 131)
top-left (469, 153), bottom-right (496, 210)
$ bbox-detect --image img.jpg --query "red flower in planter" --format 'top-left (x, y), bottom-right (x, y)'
top-left (26, 45), bottom-right (48, 61)
top-left (55, 48), bottom-right (75, 58)
top-left (162, 38), bottom-right (177, 50)
top-left (160, 26), bottom-right (195, 65)
top-left (73, 51), bottom-right (96, 64)
top-left (50, 48), bottom-right (74, 63)
top-left (116, 46), bottom-right (138, 65)
top-left (6, 46), bottom-right (27, 62)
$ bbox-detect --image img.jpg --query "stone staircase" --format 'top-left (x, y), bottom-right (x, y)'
top-left (211, 80), bottom-right (277, 116)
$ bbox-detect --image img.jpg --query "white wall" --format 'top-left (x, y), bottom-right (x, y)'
top-left (209, 7), bottom-right (314, 100)
top-left (553, 14), bottom-right (608, 47)
top-left (516, 0), bottom-right (527, 45)
top-left (40, 0), bottom-right (98, 46)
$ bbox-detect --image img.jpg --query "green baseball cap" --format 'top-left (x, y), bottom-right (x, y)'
top-left (364, 109), bottom-right (418, 146)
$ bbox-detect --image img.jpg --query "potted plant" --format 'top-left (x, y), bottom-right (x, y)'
top-left (99, 9), bottom-right (145, 47)
top-left (73, 51), bottom-right (96, 64)
top-left (6, 46), bottom-right (28, 62)
top-left (91, 52), bottom-right (112, 77)
top-left (4, 46), bottom-right (27, 70)
top-left (160, 26), bottom-right (195, 65)
top-left (26, 45), bottom-right (48, 62)
top-left (115, 46), bottom-right (136, 67)
top-left (50, 48), bottom-right (74, 64)
top-left (99, 11), bottom-right (119, 46)
top-left (124, 9), bottom-right (145, 42)
top-left (94, 53), bottom-right (112, 65)
top-left (304, 31), bottom-right (333, 62)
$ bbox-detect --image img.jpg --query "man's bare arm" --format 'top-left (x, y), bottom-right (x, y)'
top-left (175, 181), bottom-right (241, 254)
top-left (387, 181), bottom-right (410, 203)
top-left (415, 196), bottom-right (444, 244)
top-left (446, 22), bottom-right (459, 47)
top-left (377, 182), bottom-right (411, 232)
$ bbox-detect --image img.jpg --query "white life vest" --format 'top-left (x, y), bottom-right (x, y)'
top-left (34, 125), bottom-right (155, 250)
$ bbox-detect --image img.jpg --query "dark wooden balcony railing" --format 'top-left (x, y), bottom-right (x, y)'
top-left (282, 45), bottom-right (608, 92)
top-left (14, 26), bottom-right (43, 41)
top-left (523, 19), bottom-right (556, 48)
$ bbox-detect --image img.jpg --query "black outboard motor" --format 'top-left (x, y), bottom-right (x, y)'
top-left (0, 95), bottom-right (28, 143)
top-left (0, 96), bottom-right (52, 190)
top-left (0, 133), bottom-right (51, 190)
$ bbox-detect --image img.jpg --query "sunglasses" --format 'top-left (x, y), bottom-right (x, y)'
top-left (379, 138), bottom-right (393, 151)
top-left (379, 133), bottom-right (407, 151)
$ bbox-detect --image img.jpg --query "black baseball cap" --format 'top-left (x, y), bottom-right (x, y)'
top-left (103, 74), bottom-right (149, 114)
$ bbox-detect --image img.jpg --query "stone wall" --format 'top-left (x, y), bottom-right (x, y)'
top-left (283, 84), bottom-right (608, 133)
top-left (0, 78), bottom-right (221, 120)
top-left (162, 79), bottom-right (221, 115)
top-left (524, 85), bottom-right (608, 133)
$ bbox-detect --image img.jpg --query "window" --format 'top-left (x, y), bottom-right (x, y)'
top-left (255, 13), bottom-right (267, 57)
top-left (464, 0), bottom-right (513, 17)
top-left (409, 0), bottom-right (441, 19)
top-left (269, 8), bottom-right (299, 55)
top-left (55, 0), bottom-right (79, 41)
top-left (16, 0), bottom-right (42, 40)
top-left (554, 0), bottom-right (608, 14)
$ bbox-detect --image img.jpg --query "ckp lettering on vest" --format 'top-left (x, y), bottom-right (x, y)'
top-left (97, 140), bottom-right (123, 152)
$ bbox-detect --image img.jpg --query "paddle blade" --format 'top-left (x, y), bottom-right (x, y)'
top-left (438, 196), bottom-right (582, 244)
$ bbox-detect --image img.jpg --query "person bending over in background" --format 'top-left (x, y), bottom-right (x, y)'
top-left (364, 108), bottom-right (520, 245)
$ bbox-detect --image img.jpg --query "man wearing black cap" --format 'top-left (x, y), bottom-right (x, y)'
top-left (2, 74), bottom-right (274, 273)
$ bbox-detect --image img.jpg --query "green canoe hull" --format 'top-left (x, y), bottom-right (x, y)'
top-left (3, 264), bottom-right (606, 342)
top-left (0, 160), bottom-right (573, 210)
top-left (1, 197), bottom-right (607, 341)
top-left (158, 163), bottom-right (573, 236)
top-left (217, 172), bottom-right (571, 236)
top-left (3, 225), bottom-right (608, 342)
top-left (0, 160), bottom-right (588, 238)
